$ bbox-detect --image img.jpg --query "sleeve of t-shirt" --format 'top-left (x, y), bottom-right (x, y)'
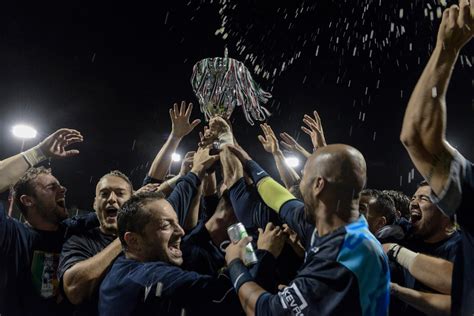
top-left (255, 259), bottom-right (360, 316)
top-left (58, 234), bottom-right (95, 281)
top-left (131, 262), bottom-right (233, 309)
top-left (166, 172), bottom-right (201, 227)
top-left (62, 212), bottom-right (99, 235)
top-left (430, 151), bottom-right (474, 232)
top-left (279, 200), bottom-right (314, 248)
top-left (228, 178), bottom-right (282, 229)
top-left (142, 175), bottom-right (164, 187)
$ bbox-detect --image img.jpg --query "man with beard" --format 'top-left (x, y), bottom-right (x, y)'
top-left (59, 171), bottom-right (133, 314)
top-left (225, 142), bottom-right (390, 315)
top-left (383, 181), bottom-right (460, 315)
top-left (1, 166), bottom-right (98, 316)
top-left (399, 0), bottom-right (474, 313)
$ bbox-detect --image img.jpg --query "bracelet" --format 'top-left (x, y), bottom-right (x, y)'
top-left (387, 244), bottom-right (401, 262)
top-left (21, 146), bottom-right (47, 167)
top-left (228, 259), bottom-right (253, 292)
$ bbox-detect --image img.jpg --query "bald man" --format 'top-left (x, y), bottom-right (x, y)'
top-left (225, 143), bottom-right (390, 316)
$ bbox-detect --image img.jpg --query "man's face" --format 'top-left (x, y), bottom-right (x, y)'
top-left (94, 176), bottom-right (132, 235)
top-left (31, 173), bottom-right (68, 223)
top-left (410, 185), bottom-right (447, 240)
top-left (139, 199), bottom-right (185, 265)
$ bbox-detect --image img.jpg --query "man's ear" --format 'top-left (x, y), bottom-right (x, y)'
top-left (376, 216), bottom-right (387, 232)
top-left (313, 177), bottom-right (325, 196)
top-left (124, 232), bottom-right (140, 252)
top-left (19, 195), bottom-right (34, 208)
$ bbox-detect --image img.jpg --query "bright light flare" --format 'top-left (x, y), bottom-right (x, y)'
top-left (171, 153), bottom-right (182, 162)
top-left (285, 156), bottom-right (300, 168)
top-left (12, 125), bottom-right (37, 139)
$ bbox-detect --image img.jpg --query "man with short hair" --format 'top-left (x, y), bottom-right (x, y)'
top-left (225, 140), bottom-right (390, 315)
top-left (1, 166), bottom-right (98, 316)
top-left (59, 170), bottom-right (133, 314)
top-left (385, 181), bottom-right (460, 315)
top-left (98, 148), bottom-right (245, 316)
top-left (364, 192), bottom-right (398, 239)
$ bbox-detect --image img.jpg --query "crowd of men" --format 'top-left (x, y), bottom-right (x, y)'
top-left (0, 2), bottom-right (473, 315)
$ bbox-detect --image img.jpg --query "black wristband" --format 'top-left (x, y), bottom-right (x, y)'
top-left (244, 160), bottom-right (269, 184)
top-left (228, 259), bottom-right (253, 292)
top-left (387, 244), bottom-right (401, 262)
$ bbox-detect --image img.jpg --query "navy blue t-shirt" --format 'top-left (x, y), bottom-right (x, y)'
top-left (98, 255), bottom-right (240, 316)
top-left (56, 172), bottom-right (203, 315)
top-left (430, 152), bottom-right (474, 315)
top-left (0, 203), bottom-right (98, 316)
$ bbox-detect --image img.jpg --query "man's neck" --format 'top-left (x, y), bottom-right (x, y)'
top-left (100, 226), bottom-right (117, 237)
top-left (27, 217), bottom-right (59, 232)
top-left (315, 204), bottom-right (359, 237)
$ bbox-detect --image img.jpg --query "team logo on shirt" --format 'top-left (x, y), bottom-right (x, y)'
top-left (278, 283), bottom-right (308, 315)
top-left (30, 251), bottom-right (60, 299)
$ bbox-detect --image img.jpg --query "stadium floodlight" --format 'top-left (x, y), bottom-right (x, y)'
top-left (12, 124), bottom-right (37, 139)
top-left (285, 156), bottom-right (300, 168)
top-left (171, 152), bottom-right (182, 162)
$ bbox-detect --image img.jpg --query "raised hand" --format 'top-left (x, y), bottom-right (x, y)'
top-left (191, 147), bottom-right (220, 178)
top-left (38, 128), bottom-right (83, 158)
top-left (257, 223), bottom-right (288, 258)
top-left (170, 101), bottom-right (201, 139)
top-left (302, 111), bottom-right (327, 150)
top-left (437, 0), bottom-right (474, 53)
top-left (258, 123), bottom-right (280, 154)
top-left (179, 151), bottom-right (195, 176)
top-left (198, 125), bottom-right (216, 148)
top-left (279, 132), bottom-right (311, 158)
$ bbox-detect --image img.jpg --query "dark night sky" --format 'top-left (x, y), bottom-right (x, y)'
top-left (0, 0), bottom-right (472, 211)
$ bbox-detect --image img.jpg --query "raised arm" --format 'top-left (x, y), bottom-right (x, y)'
top-left (400, 0), bottom-right (473, 195)
top-left (0, 128), bottom-right (83, 193)
top-left (147, 101), bottom-right (200, 181)
top-left (258, 123), bottom-right (300, 189)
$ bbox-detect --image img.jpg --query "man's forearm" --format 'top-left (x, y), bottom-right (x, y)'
top-left (392, 284), bottom-right (451, 316)
top-left (183, 186), bottom-right (202, 230)
top-left (410, 253), bottom-right (453, 294)
top-left (273, 151), bottom-right (300, 189)
top-left (389, 245), bottom-right (452, 294)
top-left (220, 147), bottom-right (243, 188)
top-left (63, 238), bottom-right (122, 304)
top-left (0, 154), bottom-right (33, 193)
top-left (148, 135), bottom-right (182, 180)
